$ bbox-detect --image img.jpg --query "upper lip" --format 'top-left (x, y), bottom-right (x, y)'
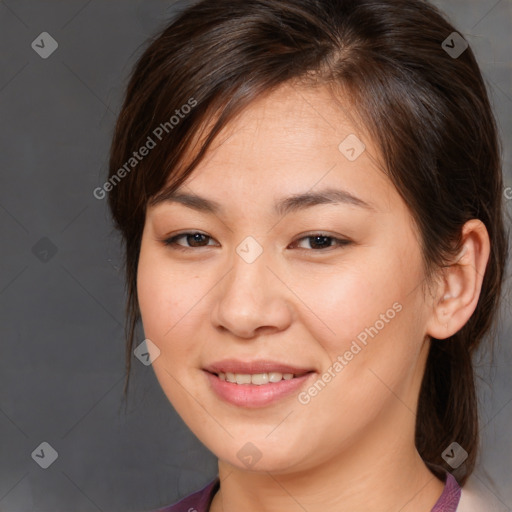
top-left (203, 359), bottom-right (315, 376)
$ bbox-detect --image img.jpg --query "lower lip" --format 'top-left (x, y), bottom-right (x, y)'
top-left (204, 371), bottom-right (315, 408)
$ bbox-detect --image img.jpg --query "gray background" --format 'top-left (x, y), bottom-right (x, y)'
top-left (0, 0), bottom-right (510, 511)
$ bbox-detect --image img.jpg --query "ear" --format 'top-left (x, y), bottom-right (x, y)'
top-left (426, 219), bottom-right (490, 340)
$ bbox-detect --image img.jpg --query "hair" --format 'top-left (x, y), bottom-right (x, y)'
top-left (108, 0), bottom-right (508, 485)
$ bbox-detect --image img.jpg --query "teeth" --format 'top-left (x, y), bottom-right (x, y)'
top-left (236, 373), bottom-right (251, 384)
top-left (218, 372), bottom-right (296, 385)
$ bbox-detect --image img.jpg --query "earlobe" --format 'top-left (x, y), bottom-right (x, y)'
top-left (426, 220), bottom-right (490, 340)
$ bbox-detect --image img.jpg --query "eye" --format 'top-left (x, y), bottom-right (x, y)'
top-left (290, 233), bottom-right (352, 251)
top-left (162, 231), bottom-right (217, 250)
top-left (161, 231), bottom-right (352, 252)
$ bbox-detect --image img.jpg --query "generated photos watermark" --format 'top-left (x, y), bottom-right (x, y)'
top-left (298, 301), bottom-right (403, 405)
top-left (93, 97), bottom-right (198, 200)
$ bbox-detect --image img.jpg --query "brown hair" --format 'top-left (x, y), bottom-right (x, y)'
top-left (108, 0), bottom-right (508, 485)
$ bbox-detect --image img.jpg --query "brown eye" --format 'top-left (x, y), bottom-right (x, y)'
top-left (163, 232), bottom-right (217, 250)
top-left (291, 234), bottom-right (352, 251)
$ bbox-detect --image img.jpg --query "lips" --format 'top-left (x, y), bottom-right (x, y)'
top-left (203, 359), bottom-right (314, 376)
top-left (204, 368), bottom-right (316, 408)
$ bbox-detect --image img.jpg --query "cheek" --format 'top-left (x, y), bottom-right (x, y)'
top-left (136, 245), bottom-right (206, 404)
top-left (136, 243), bottom-right (221, 393)
top-left (295, 256), bottom-right (415, 357)
top-left (296, 243), bottom-right (425, 399)
top-left (136, 255), bottom-right (172, 338)
top-left (137, 246), bottom-right (202, 340)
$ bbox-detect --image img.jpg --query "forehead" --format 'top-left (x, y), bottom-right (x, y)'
top-left (153, 82), bottom-right (396, 214)
top-left (202, 82), bottom-right (370, 164)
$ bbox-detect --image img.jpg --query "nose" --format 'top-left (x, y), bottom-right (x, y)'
top-left (211, 245), bottom-right (293, 339)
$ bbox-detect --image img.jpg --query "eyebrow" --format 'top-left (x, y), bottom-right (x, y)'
top-left (150, 187), bottom-right (374, 216)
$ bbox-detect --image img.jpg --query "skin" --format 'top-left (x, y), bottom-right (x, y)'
top-left (137, 82), bottom-right (490, 512)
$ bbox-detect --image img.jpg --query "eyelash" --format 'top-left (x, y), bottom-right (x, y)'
top-left (162, 231), bottom-right (352, 252)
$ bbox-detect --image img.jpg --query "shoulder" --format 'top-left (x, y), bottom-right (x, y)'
top-left (457, 474), bottom-right (509, 512)
top-left (147, 477), bottom-right (220, 512)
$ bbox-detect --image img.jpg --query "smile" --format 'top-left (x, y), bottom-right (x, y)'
top-left (203, 370), bottom-right (315, 408)
top-left (217, 371), bottom-right (295, 385)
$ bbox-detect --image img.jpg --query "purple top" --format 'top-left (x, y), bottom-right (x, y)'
top-left (431, 472), bottom-right (462, 511)
top-left (151, 471), bottom-right (460, 512)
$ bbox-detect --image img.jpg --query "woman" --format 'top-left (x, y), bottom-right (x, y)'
top-left (107, 0), bottom-right (509, 510)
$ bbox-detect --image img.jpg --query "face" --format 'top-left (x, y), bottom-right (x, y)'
top-left (137, 82), bottom-right (433, 473)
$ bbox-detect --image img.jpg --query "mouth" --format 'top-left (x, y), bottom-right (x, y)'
top-left (203, 359), bottom-right (314, 377)
top-left (205, 370), bottom-right (312, 385)
top-left (202, 359), bottom-right (316, 408)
